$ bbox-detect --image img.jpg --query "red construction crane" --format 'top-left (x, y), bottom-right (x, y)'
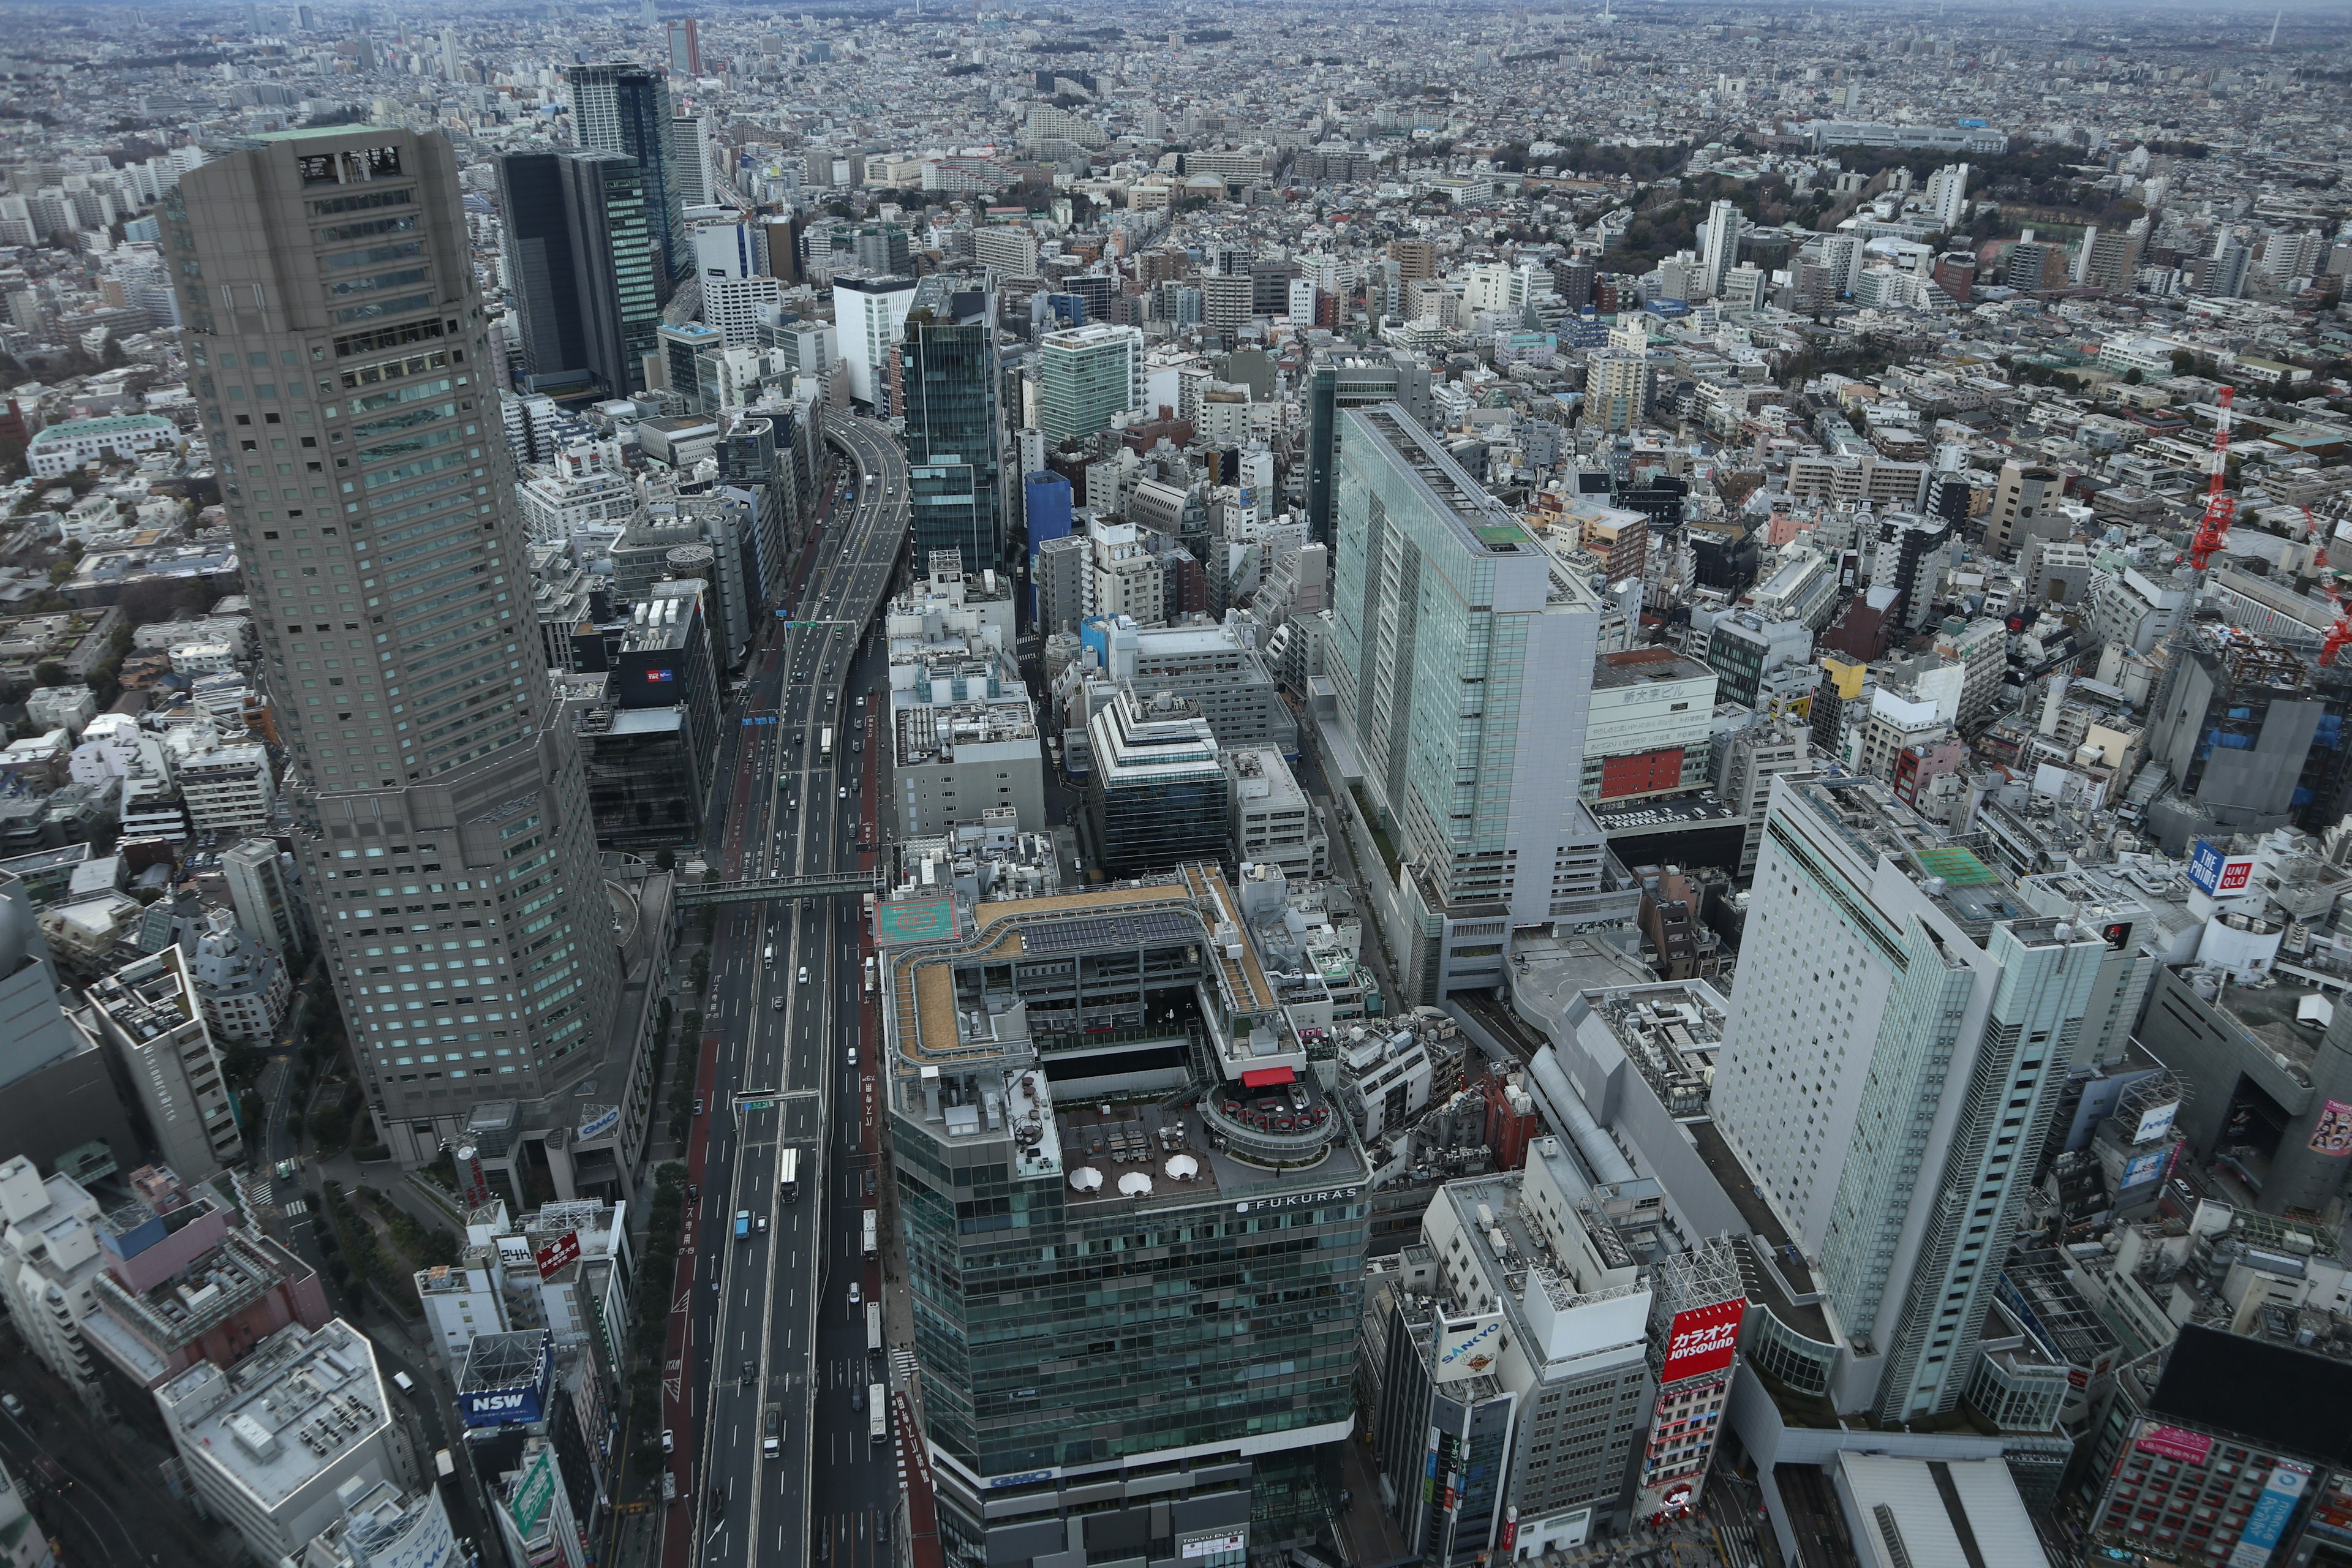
top-left (2322, 569), bottom-right (2352, 667)
top-left (2187, 385), bottom-right (2239, 571)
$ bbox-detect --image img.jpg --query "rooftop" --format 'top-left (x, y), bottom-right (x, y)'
top-left (157, 1319), bottom-right (388, 1514)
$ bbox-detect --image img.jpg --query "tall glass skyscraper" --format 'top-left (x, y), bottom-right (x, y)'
top-left (1327, 405), bottom-right (1623, 1000)
top-left (167, 128), bottom-right (621, 1166)
top-left (897, 274), bottom-right (1001, 571)
top-left (564, 62), bottom-right (688, 296)
top-left (497, 149), bottom-right (658, 398)
top-left (880, 867), bottom-right (1370, 1568)
top-left (1036, 323), bottom-right (1141, 444)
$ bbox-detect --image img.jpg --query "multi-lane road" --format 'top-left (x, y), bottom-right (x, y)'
top-left (664, 413), bottom-right (909, 1568)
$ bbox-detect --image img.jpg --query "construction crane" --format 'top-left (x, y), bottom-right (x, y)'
top-left (2187, 385), bottom-right (2239, 571)
top-left (2322, 569), bottom-right (2352, 667)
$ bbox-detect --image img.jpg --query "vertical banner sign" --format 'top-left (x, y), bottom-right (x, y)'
top-left (2228, 1464), bottom-right (2310, 1568)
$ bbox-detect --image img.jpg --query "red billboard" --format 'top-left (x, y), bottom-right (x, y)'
top-left (534, 1229), bottom-right (581, 1281)
top-left (1659, 1298), bottom-right (1745, 1384)
top-left (2136, 1425), bottom-right (2214, 1464)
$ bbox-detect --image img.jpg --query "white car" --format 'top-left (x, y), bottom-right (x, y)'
top-left (661, 1429), bottom-right (674, 1455)
top-left (848, 1281), bottom-right (862, 1306)
top-left (797, 966), bottom-right (810, 984)
top-left (838, 786), bottom-right (847, 799)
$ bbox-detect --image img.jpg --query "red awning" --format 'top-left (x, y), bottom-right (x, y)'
top-left (1240, 1066), bottom-right (1296, 1089)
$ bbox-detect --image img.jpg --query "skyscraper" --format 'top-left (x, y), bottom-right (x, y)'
top-left (167, 127), bottom-right (621, 1166)
top-left (896, 274), bottom-right (1001, 570)
top-left (1327, 405), bottom-right (1621, 1001)
top-left (498, 149), bottom-right (659, 398)
top-left (664, 17), bottom-right (700, 75)
top-left (830, 273), bottom-right (917, 409)
top-left (565, 63), bottom-right (688, 295)
top-left (880, 866), bottom-right (1370, 1566)
top-left (1709, 774), bottom-right (2109, 1422)
top-left (1698, 197), bottom-right (1741, 295)
top-left (1036, 322), bottom-right (1142, 445)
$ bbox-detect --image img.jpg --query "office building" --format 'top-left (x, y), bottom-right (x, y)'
top-left (564, 62), bottom-right (687, 292)
top-left (1022, 470), bottom-right (1074, 611)
top-left (1581, 649), bottom-right (1717, 804)
top-left (1370, 1148), bottom-right (1748, 1556)
top-left (878, 867), bottom-right (1372, 1566)
top-left (1987, 461), bottom-right (2065, 556)
top-left (1327, 406), bottom-right (1621, 1000)
top-left (571, 582), bottom-right (720, 847)
top-left (897, 276), bottom-right (1003, 571)
top-left (888, 674), bottom-right (1046, 824)
top-left (664, 17), bottom-right (699, 75)
top-left (167, 129), bottom-right (623, 1166)
top-left (703, 275), bottom-right (782, 349)
top-left (1703, 611), bottom-right (1813, 709)
top-left (670, 115), bottom-right (712, 206)
top-left (1038, 323), bottom-right (1144, 445)
top-left (1080, 615), bottom-right (1298, 758)
top-left (70, 1163), bottom-right (330, 1392)
top-left (832, 273), bottom-right (918, 409)
top-left (189, 907), bottom-right (293, 1043)
top-left (499, 149), bottom-right (660, 398)
top-left (1226, 747), bottom-right (1325, 881)
top-left (159, 1319), bottom-right (405, 1565)
top-left (1033, 532), bottom-right (1090, 636)
top-left (1304, 349), bottom-right (1436, 546)
top-left (0, 874), bottom-right (140, 1175)
top-left (1711, 775), bottom-right (2114, 1422)
top-left (80, 946), bottom-right (244, 1178)
top-left (222, 838), bottom-right (310, 957)
top-left (1084, 686), bottom-right (1230, 875)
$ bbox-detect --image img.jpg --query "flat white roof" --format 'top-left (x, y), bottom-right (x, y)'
top-left (1836, 1452), bottom-right (2048, 1568)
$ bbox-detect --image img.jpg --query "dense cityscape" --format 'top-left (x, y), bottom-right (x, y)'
top-left (3, 2), bottom-right (2352, 1567)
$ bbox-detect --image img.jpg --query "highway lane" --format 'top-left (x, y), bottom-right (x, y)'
top-left (673, 415), bottom-right (911, 1568)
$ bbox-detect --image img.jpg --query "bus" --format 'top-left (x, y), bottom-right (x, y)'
top-left (867, 1385), bottom-right (888, 1444)
top-left (861, 1208), bottom-right (878, 1258)
top-left (779, 1147), bottom-right (800, 1204)
top-left (820, 727), bottom-right (834, 760)
top-left (864, 956), bottom-right (877, 997)
top-left (865, 1301), bottom-right (883, 1364)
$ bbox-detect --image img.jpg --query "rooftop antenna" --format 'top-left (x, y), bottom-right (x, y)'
top-left (2267, 9), bottom-right (2281, 45)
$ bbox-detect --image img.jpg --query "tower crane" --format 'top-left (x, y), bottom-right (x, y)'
top-left (2187, 385), bottom-right (2239, 571)
top-left (2321, 569), bottom-right (2352, 668)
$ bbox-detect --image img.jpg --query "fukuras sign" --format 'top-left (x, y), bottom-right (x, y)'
top-left (1233, 1187), bottom-right (1360, 1215)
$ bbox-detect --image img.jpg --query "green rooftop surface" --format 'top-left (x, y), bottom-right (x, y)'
top-left (1913, 845), bottom-right (1999, 886)
top-left (875, 894), bottom-right (954, 946)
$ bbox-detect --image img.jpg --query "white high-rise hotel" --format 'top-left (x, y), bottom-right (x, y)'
top-left (1710, 774), bottom-right (2109, 1422)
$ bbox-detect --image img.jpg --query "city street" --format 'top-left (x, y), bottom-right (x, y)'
top-left (658, 414), bottom-right (910, 1568)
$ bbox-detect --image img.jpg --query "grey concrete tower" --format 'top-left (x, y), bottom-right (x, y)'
top-left (165, 127), bottom-right (621, 1163)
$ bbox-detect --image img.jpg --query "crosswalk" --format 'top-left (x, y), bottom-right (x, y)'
top-left (888, 1348), bottom-right (916, 1388)
top-left (280, 1199), bottom-right (309, 1218)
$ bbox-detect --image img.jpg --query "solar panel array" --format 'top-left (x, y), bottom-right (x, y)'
top-left (1023, 909), bottom-right (1200, 956)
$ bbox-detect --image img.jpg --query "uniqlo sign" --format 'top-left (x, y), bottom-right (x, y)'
top-left (1660, 1299), bottom-right (1745, 1384)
